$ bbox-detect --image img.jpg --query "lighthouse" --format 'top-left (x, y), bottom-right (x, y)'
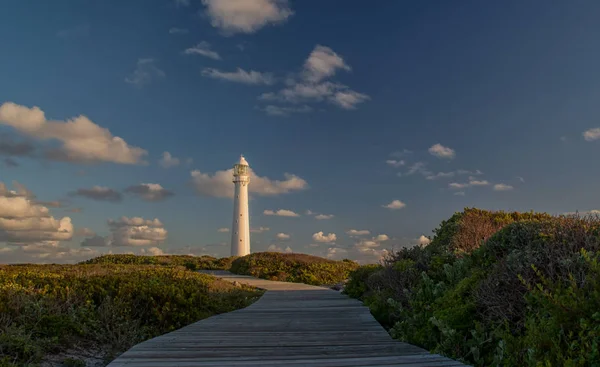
top-left (231, 155), bottom-right (251, 256)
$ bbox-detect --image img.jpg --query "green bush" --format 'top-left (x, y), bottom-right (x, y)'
top-left (346, 209), bottom-right (600, 366)
top-left (230, 252), bottom-right (359, 286)
top-left (0, 264), bottom-right (262, 366)
top-left (82, 254), bottom-right (238, 270)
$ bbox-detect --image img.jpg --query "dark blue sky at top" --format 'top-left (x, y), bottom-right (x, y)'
top-left (1, 0), bottom-right (600, 262)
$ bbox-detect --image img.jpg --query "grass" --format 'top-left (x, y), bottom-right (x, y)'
top-left (0, 263), bottom-right (262, 366)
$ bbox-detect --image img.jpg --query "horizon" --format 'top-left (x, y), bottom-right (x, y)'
top-left (1, 0), bottom-right (600, 264)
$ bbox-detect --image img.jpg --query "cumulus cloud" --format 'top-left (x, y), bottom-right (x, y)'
top-left (260, 81), bottom-right (368, 110)
top-left (202, 68), bottom-right (275, 85)
top-left (276, 232), bottom-right (290, 239)
top-left (418, 235), bottom-right (431, 246)
top-left (386, 159), bottom-right (404, 168)
top-left (0, 181), bottom-right (74, 244)
top-left (449, 179), bottom-right (490, 190)
top-left (264, 209), bottom-right (299, 217)
top-left (426, 172), bottom-right (455, 180)
top-left (312, 231), bottom-right (337, 243)
top-left (184, 41), bottom-right (221, 60)
top-left (0, 102), bottom-right (147, 165)
top-left (139, 246), bottom-right (165, 255)
top-left (125, 58), bottom-right (165, 87)
top-left (428, 143), bottom-right (455, 159)
top-left (315, 214), bottom-right (334, 220)
top-left (191, 167), bottom-right (307, 198)
top-left (82, 216), bottom-right (167, 247)
top-left (217, 227), bottom-right (229, 233)
top-left (583, 128), bottom-right (600, 142)
top-left (70, 186), bottom-right (122, 202)
top-left (383, 200), bottom-right (406, 210)
top-left (346, 229), bottom-right (370, 236)
top-left (267, 244), bottom-right (293, 253)
top-left (202, 0), bottom-right (293, 34)
top-left (0, 244), bottom-right (101, 264)
top-left (351, 234), bottom-right (391, 263)
top-left (403, 162), bottom-right (431, 177)
top-left (563, 209), bottom-right (600, 216)
top-left (493, 183), bottom-right (514, 191)
top-left (124, 183), bottom-right (174, 202)
top-left (303, 45), bottom-right (351, 83)
top-left (469, 180), bottom-right (490, 186)
top-left (158, 151), bottom-right (180, 168)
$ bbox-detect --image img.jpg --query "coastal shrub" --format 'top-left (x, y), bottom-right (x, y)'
top-left (345, 208), bottom-right (600, 366)
top-left (82, 254), bottom-right (237, 270)
top-left (0, 264), bottom-right (262, 366)
top-left (230, 252), bottom-right (359, 286)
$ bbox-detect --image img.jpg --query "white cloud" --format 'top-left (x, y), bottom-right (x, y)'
top-left (383, 200), bottom-right (406, 210)
top-left (261, 105), bottom-right (312, 116)
top-left (184, 41), bottom-right (221, 60)
top-left (250, 226), bottom-right (269, 233)
top-left (124, 183), bottom-right (174, 202)
top-left (426, 172), bottom-right (455, 180)
top-left (202, 68), bottom-right (275, 85)
top-left (83, 216), bottom-right (167, 247)
top-left (312, 231), bottom-right (337, 243)
top-left (516, 176), bottom-right (525, 183)
top-left (264, 209), bottom-right (299, 217)
top-left (201, 0), bottom-right (293, 34)
top-left (267, 244), bottom-right (293, 253)
top-left (139, 246), bottom-right (165, 256)
top-left (418, 235), bottom-right (431, 246)
top-left (217, 227), bottom-right (229, 233)
top-left (583, 128), bottom-right (600, 141)
top-left (346, 229), bottom-right (370, 236)
top-left (449, 182), bottom-right (469, 189)
top-left (276, 232), bottom-right (290, 239)
top-left (0, 102), bottom-right (147, 165)
top-left (454, 191), bottom-right (465, 196)
top-left (325, 246), bottom-right (348, 259)
top-left (71, 186), bottom-right (122, 202)
top-left (404, 162), bottom-right (431, 176)
top-left (315, 214), bottom-right (334, 220)
top-left (428, 143), bottom-right (455, 159)
top-left (125, 58), bottom-right (165, 87)
top-left (261, 81), bottom-right (368, 110)
top-left (303, 45), bottom-right (351, 83)
top-left (0, 182), bottom-right (74, 244)
top-left (375, 234), bottom-right (389, 242)
top-left (158, 152), bottom-right (180, 168)
top-left (493, 183), bottom-right (514, 191)
top-left (191, 167), bottom-right (308, 198)
top-left (469, 180), bottom-right (490, 186)
top-left (169, 27), bottom-right (189, 34)
top-left (330, 90), bottom-right (370, 110)
top-left (386, 159), bottom-right (405, 168)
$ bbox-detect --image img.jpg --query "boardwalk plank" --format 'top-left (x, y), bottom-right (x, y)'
top-left (107, 271), bottom-right (468, 367)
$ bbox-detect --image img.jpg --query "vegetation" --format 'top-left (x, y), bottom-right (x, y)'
top-left (82, 254), bottom-right (238, 271)
top-left (0, 264), bottom-right (262, 366)
top-left (230, 252), bottom-right (359, 286)
top-left (344, 208), bottom-right (600, 366)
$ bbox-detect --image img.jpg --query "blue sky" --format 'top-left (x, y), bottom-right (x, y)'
top-left (1, 0), bottom-right (600, 263)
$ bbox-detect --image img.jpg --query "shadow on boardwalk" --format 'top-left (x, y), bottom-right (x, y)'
top-left (107, 271), bottom-right (467, 367)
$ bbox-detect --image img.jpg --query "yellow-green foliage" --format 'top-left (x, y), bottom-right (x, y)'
top-left (230, 252), bottom-right (359, 285)
top-left (0, 264), bottom-right (262, 366)
top-left (82, 254), bottom-right (238, 270)
top-left (346, 209), bottom-right (600, 366)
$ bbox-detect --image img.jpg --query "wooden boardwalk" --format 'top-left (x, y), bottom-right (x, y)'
top-left (108, 271), bottom-right (467, 367)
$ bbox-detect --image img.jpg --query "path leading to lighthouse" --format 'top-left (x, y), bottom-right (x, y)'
top-left (107, 271), bottom-right (468, 367)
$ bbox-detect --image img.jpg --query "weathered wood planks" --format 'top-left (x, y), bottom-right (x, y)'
top-left (107, 271), bottom-right (468, 367)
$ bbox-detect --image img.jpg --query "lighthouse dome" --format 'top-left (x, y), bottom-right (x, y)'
top-left (239, 155), bottom-right (249, 166)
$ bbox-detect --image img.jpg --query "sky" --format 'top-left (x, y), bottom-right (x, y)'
top-left (1, 0), bottom-right (600, 264)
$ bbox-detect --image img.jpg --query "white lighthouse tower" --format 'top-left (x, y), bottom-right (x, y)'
top-left (230, 155), bottom-right (251, 256)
